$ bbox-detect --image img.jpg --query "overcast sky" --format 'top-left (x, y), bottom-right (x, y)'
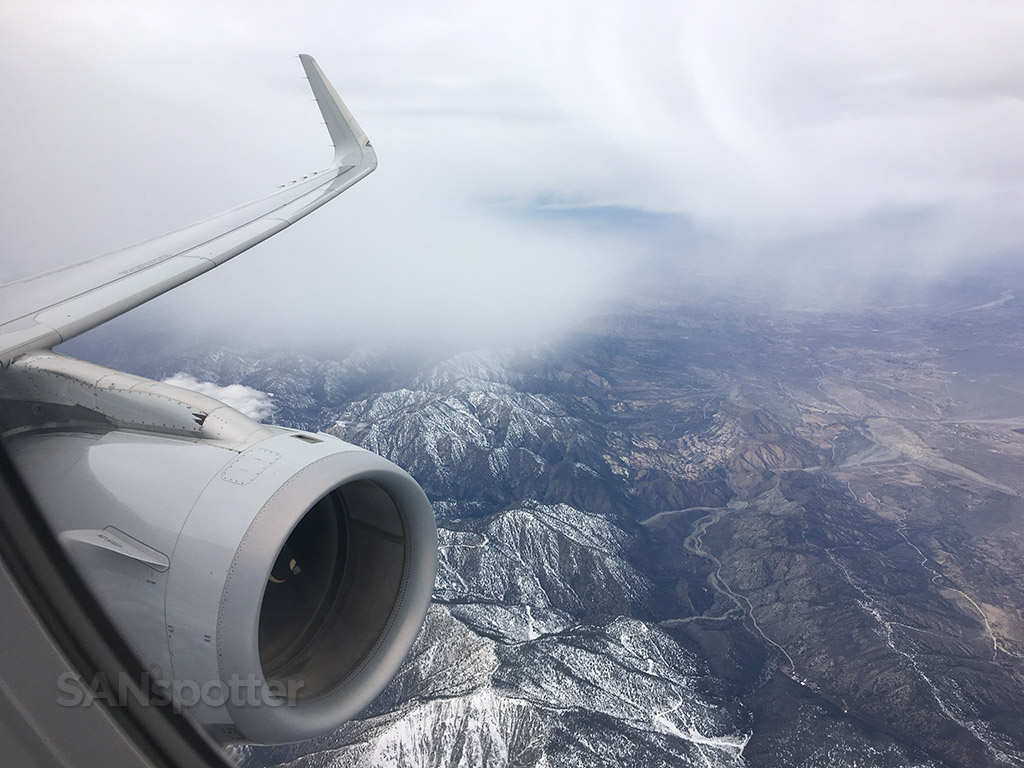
top-left (2, 1), bottom-right (1023, 349)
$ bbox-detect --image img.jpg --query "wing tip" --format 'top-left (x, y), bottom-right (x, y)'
top-left (298, 54), bottom-right (375, 169)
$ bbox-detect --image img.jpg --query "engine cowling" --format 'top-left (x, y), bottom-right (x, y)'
top-left (4, 425), bottom-right (437, 744)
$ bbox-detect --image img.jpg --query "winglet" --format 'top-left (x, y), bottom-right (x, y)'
top-left (299, 54), bottom-right (377, 169)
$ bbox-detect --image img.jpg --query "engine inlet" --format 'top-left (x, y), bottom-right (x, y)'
top-left (257, 479), bottom-right (408, 700)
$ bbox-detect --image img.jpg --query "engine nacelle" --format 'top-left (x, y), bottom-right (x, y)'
top-left (4, 425), bottom-right (437, 744)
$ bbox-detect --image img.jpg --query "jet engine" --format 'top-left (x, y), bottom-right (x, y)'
top-left (0, 352), bottom-right (437, 744)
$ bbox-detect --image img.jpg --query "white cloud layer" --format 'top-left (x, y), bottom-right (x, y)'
top-left (3, 0), bottom-right (1023, 342)
top-left (161, 373), bottom-right (276, 422)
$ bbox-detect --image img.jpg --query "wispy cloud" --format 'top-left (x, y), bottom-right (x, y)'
top-left (162, 374), bottom-right (276, 422)
top-left (3, 0), bottom-right (1023, 344)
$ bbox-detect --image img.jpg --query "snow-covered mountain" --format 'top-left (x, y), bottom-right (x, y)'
top-left (74, 285), bottom-right (1024, 767)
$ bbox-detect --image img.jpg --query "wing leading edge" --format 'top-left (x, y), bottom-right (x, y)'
top-left (0, 55), bottom-right (376, 367)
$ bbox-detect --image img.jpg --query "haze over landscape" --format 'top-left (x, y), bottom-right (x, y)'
top-left (4, 1), bottom-right (1024, 343)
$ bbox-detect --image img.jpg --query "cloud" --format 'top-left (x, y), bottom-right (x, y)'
top-left (3, 0), bottom-right (1024, 343)
top-left (161, 374), bottom-right (276, 422)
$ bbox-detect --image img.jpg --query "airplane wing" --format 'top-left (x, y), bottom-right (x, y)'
top-left (0, 54), bottom-right (376, 367)
top-left (0, 56), bottom-right (437, 748)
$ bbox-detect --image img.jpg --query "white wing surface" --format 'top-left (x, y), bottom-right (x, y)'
top-left (0, 55), bottom-right (376, 366)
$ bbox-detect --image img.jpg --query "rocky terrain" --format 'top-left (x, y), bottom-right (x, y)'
top-left (67, 271), bottom-right (1024, 767)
